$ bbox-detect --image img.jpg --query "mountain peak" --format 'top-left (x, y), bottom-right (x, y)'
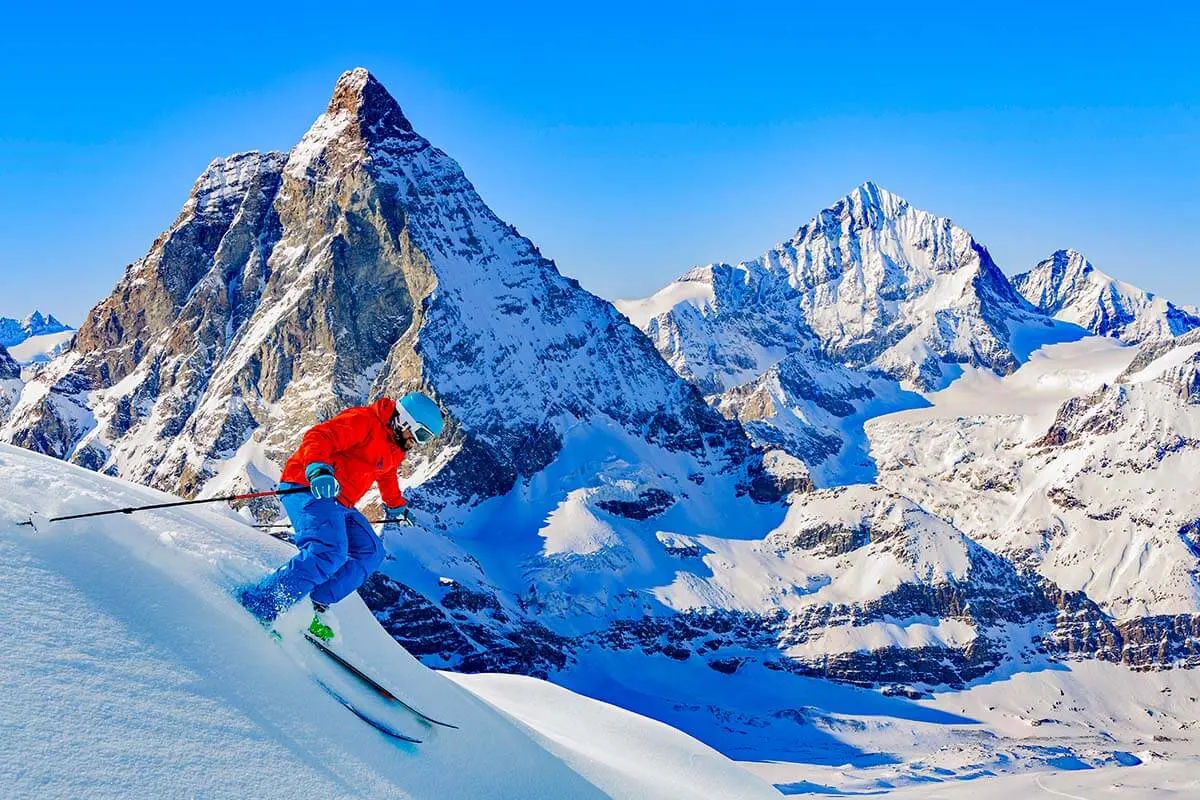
top-left (1013, 250), bottom-right (1200, 342)
top-left (0, 311), bottom-right (72, 349)
top-left (821, 181), bottom-right (913, 232)
top-left (21, 311), bottom-right (47, 328)
top-left (1047, 248), bottom-right (1095, 278)
top-left (852, 180), bottom-right (897, 204)
top-left (327, 67), bottom-right (413, 135)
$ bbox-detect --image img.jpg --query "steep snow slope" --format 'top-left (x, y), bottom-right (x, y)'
top-left (0, 443), bottom-right (778, 799)
top-left (1014, 249), bottom-right (1200, 343)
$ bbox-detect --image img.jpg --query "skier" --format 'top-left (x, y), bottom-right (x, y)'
top-left (238, 392), bottom-right (445, 642)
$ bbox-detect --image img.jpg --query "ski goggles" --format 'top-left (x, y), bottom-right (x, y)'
top-left (391, 407), bottom-right (437, 445)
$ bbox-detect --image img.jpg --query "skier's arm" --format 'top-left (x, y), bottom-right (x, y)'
top-left (378, 469), bottom-right (406, 509)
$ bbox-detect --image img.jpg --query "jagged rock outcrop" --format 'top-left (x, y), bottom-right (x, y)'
top-left (1014, 249), bottom-right (1200, 343)
top-left (0, 346), bottom-right (17, 381)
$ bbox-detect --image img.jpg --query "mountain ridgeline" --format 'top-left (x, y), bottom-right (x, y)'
top-left (5, 68), bottom-right (1200, 746)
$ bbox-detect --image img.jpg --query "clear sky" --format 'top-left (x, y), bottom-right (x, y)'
top-left (1, 1), bottom-right (1197, 324)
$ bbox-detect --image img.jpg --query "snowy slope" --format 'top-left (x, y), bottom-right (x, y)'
top-left (0, 442), bottom-right (778, 799)
top-left (868, 333), bottom-right (1200, 621)
top-left (9, 442), bottom-right (1194, 799)
top-left (1014, 249), bottom-right (1200, 343)
top-left (5, 329), bottom-right (74, 364)
top-left (744, 660), bottom-right (1200, 797)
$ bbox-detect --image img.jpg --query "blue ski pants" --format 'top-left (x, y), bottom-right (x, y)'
top-left (239, 483), bottom-right (385, 622)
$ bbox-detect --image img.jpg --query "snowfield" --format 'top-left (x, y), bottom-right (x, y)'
top-left (0, 443), bottom-right (778, 799)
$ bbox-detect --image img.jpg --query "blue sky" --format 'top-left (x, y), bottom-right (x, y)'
top-left (2, 1), bottom-right (1197, 323)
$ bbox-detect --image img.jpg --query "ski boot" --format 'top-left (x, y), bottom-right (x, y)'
top-left (308, 600), bottom-right (336, 643)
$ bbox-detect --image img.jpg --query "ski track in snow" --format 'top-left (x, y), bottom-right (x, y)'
top-left (1034, 774), bottom-right (1091, 800)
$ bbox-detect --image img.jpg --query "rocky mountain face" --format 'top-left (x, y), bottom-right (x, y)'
top-left (0, 346), bottom-right (18, 381)
top-left (4, 70), bottom-right (759, 508)
top-left (0, 311), bottom-right (71, 348)
top-left (1014, 249), bottom-right (1200, 343)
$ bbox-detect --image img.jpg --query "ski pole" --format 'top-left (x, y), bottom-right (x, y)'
top-left (18, 486), bottom-right (310, 526)
top-left (249, 517), bottom-right (394, 529)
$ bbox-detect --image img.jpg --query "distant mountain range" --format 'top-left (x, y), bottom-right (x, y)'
top-left (4, 67), bottom-right (1200, 764)
top-left (0, 311), bottom-right (71, 348)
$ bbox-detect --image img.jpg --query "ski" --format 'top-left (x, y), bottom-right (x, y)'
top-left (304, 632), bottom-right (459, 729)
top-left (312, 677), bottom-right (422, 744)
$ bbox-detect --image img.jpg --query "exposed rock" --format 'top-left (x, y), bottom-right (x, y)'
top-left (0, 346), bottom-right (17, 381)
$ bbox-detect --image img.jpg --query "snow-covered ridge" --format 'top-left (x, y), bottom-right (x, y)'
top-left (1013, 248), bottom-right (1200, 343)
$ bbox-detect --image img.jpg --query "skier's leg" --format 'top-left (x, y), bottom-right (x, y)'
top-left (309, 509), bottom-right (384, 607)
top-left (238, 485), bottom-right (350, 621)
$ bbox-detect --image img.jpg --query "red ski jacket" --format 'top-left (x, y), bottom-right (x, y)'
top-left (281, 397), bottom-right (407, 509)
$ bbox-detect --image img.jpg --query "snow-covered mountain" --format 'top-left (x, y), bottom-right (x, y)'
top-left (868, 332), bottom-right (1200, 663)
top-left (1013, 248), bottom-right (1200, 343)
top-left (618, 183), bottom-right (1080, 481)
top-left (4, 69), bottom-right (764, 506)
top-left (621, 182), bottom-right (1070, 393)
top-left (0, 310), bottom-right (71, 348)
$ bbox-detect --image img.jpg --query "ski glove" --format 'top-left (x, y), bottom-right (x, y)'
top-left (385, 506), bottom-right (414, 527)
top-left (305, 462), bottom-right (341, 500)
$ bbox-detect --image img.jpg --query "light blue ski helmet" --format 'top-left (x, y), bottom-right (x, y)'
top-left (393, 391), bottom-right (445, 444)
